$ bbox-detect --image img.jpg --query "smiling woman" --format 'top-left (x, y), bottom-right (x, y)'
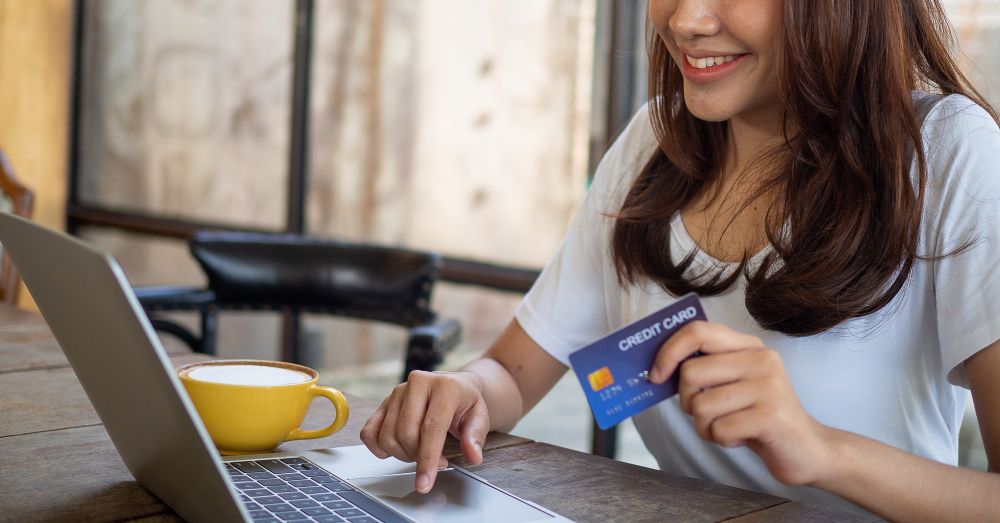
top-left (619, 0), bottom-right (995, 336)
top-left (361, 1), bottom-right (1000, 521)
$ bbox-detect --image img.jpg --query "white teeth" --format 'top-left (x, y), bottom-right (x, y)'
top-left (686, 54), bottom-right (741, 69)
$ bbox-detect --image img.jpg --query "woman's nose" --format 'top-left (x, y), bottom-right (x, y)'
top-left (668, 0), bottom-right (721, 40)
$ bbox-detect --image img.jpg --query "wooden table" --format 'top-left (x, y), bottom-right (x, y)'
top-left (0, 304), bottom-right (876, 522)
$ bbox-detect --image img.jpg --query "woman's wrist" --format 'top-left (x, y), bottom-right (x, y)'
top-left (806, 425), bottom-right (865, 493)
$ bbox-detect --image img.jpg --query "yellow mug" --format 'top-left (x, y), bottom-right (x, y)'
top-left (176, 359), bottom-right (349, 455)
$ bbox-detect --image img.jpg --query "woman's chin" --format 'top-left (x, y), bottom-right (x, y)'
top-left (684, 104), bottom-right (734, 123)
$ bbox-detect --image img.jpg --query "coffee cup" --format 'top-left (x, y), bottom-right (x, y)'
top-left (176, 359), bottom-right (349, 455)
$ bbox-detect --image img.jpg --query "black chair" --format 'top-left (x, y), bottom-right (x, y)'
top-left (134, 232), bottom-right (461, 381)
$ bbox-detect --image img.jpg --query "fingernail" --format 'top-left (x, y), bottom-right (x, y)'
top-left (475, 442), bottom-right (482, 457)
top-left (416, 473), bottom-right (430, 493)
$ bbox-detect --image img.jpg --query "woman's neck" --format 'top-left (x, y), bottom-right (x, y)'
top-left (724, 106), bottom-right (788, 182)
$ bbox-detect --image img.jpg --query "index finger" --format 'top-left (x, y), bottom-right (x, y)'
top-left (414, 391), bottom-right (462, 493)
top-left (649, 321), bottom-right (764, 383)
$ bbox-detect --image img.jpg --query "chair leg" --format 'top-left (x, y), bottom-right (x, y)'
top-left (401, 338), bottom-right (439, 383)
top-left (200, 309), bottom-right (218, 355)
top-left (591, 420), bottom-right (618, 458)
top-left (281, 311), bottom-right (302, 364)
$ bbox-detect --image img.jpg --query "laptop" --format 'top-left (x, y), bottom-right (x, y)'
top-left (0, 212), bottom-right (570, 523)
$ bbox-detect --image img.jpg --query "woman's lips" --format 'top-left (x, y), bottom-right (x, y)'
top-left (680, 53), bottom-right (750, 83)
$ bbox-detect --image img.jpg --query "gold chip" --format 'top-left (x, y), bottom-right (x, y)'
top-left (587, 366), bottom-right (614, 391)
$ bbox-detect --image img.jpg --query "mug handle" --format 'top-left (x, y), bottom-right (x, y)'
top-left (285, 385), bottom-right (350, 441)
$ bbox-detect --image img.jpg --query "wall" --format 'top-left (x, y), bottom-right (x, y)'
top-left (77, 0), bottom-right (597, 367)
top-left (0, 0), bottom-right (74, 310)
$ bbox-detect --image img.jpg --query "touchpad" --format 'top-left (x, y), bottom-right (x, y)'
top-left (350, 470), bottom-right (555, 523)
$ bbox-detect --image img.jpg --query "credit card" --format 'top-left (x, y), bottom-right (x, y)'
top-left (568, 293), bottom-right (707, 430)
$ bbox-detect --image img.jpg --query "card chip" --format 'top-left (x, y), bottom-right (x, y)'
top-left (587, 367), bottom-right (614, 391)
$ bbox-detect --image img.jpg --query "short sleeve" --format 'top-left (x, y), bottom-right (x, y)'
top-left (515, 105), bottom-right (657, 367)
top-left (920, 95), bottom-right (1000, 387)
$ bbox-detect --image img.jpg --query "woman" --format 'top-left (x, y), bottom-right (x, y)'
top-left (362, 0), bottom-right (1000, 518)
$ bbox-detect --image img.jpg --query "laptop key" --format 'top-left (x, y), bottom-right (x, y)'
top-left (309, 493), bottom-right (341, 502)
top-left (302, 507), bottom-right (332, 516)
top-left (276, 512), bottom-right (308, 521)
top-left (322, 501), bottom-right (352, 510)
top-left (346, 518), bottom-right (379, 523)
top-left (300, 486), bottom-right (327, 494)
top-left (333, 509), bottom-right (365, 518)
top-left (278, 492), bottom-right (308, 500)
top-left (232, 462), bottom-right (268, 474)
top-left (248, 472), bottom-right (277, 480)
top-left (245, 503), bottom-right (263, 511)
top-left (277, 473), bottom-right (307, 481)
top-left (291, 499), bottom-right (320, 508)
top-left (256, 496), bottom-right (283, 505)
top-left (269, 485), bottom-right (297, 494)
top-left (258, 479), bottom-right (284, 487)
top-left (311, 476), bottom-right (343, 484)
top-left (289, 479), bottom-right (318, 488)
top-left (249, 510), bottom-right (272, 519)
top-left (313, 516), bottom-right (346, 523)
top-left (301, 469), bottom-right (332, 477)
top-left (264, 503), bottom-right (297, 513)
top-left (235, 482), bottom-right (262, 490)
top-left (322, 483), bottom-right (355, 492)
top-left (246, 489), bottom-right (273, 497)
top-left (279, 457), bottom-right (310, 465)
top-left (240, 494), bottom-right (253, 502)
top-left (339, 491), bottom-right (410, 523)
top-left (256, 459), bottom-right (297, 474)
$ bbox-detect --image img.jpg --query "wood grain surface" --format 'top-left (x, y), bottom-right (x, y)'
top-left (0, 353), bottom-right (212, 437)
top-left (723, 500), bottom-right (881, 522)
top-left (453, 442), bottom-right (791, 523)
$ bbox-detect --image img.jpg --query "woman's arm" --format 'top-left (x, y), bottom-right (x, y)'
top-left (651, 322), bottom-right (1000, 522)
top-left (360, 318), bottom-right (567, 493)
top-left (811, 340), bottom-right (1000, 521)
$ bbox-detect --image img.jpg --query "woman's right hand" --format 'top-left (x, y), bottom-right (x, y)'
top-left (360, 370), bottom-right (491, 493)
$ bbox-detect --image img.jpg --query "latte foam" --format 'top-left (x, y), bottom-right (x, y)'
top-left (185, 364), bottom-right (312, 386)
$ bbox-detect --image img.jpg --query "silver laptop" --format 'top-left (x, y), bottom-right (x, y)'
top-left (0, 212), bottom-right (570, 523)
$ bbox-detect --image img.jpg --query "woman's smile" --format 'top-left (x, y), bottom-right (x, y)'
top-left (680, 52), bottom-right (751, 83)
top-left (649, 0), bottom-right (782, 123)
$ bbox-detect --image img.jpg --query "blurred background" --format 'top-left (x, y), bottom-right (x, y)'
top-left (0, 0), bottom-right (993, 471)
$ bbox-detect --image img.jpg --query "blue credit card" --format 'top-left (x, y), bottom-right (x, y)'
top-left (568, 293), bottom-right (707, 430)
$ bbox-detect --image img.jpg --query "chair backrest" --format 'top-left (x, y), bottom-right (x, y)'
top-left (0, 149), bottom-right (34, 304)
top-left (190, 232), bottom-right (440, 327)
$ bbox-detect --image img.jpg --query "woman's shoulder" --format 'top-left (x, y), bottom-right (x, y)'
top-left (915, 90), bottom-right (1000, 244)
top-left (914, 91), bottom-right (1000, 182)
top-left (915, 90), bottom-right (997, 143)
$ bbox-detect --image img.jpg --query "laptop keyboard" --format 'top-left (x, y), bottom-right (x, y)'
top-left (227, 458), bottom-right (405, 523)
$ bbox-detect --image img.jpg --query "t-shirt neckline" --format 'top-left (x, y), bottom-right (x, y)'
top-left (669, 212), bottom-right (775, 274)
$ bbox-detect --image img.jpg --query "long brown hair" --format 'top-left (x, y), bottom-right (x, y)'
top-left (613, 0), bottom-right (999, 336)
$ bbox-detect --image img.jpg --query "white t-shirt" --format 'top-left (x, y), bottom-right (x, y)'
top-left (515, 92), bottom-right (1000, 514)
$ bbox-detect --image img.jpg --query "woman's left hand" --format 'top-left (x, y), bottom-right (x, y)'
top-left (649, 321), bottom-right (834, 486)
